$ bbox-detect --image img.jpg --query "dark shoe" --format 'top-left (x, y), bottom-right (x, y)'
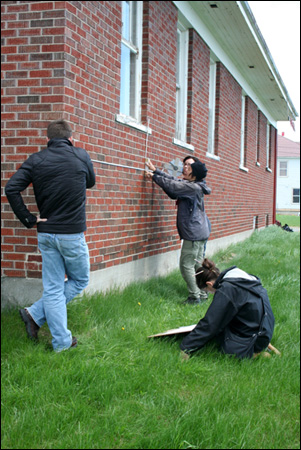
top-left (199, 290), bottom-right (208, 300)
top-left (19, 308), bottom-right (40, 340)
top-left (282, 224), bottom-right (293, 232)
top-left (183, 295), bottom-right (208, 305)
top-left (71, 336), bottom-right (78, 348)
top-left (183, 297), bottom-right (201, 305)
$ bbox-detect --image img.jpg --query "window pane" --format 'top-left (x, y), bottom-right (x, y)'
top-left (279, 161), bottom-right (287, 176)
top-left (122, 1), bottom-right (130, 40)
top-left (131, 1), bottom-right (138, 45)
top-left (129, 51), bottom-right (137, 117)
top-left (175, 26), bottom-right (188, 141)
top-left (176, 31), bottom-right (180, 87)
top-left (293, 188), bottom-right (300, 203)
top-left (208, 61), bottom-right (216, 154)
top-left (120, 44), bottom-right (130, 116)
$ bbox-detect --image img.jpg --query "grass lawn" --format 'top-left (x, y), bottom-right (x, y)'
top-left (1, 226), bottom-right (300, 449)
top-left (276, 214), bottom-right (300, 228)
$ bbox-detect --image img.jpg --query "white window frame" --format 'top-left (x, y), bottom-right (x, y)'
top-left (207, 58), bottom-right (217, 158)
top-left (279, 160), bottom-right (288, 177)
top-left (266, 123), bottom-right (272, 172)
top-left (119, 1), bottom-right (142, 122)
top-left (239, 93), bottom-right (248, 172)
top-left (175, 22), bottom-right (188, 143)
top-left (256, 109), bottom-right (261, 166)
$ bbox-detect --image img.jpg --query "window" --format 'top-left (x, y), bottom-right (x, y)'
top-left (279, 161), bottom-right (288, 177)
top-left (265, 214), bottom-right (269, 227)
top-left (207, 59), bottom-right (217, 156)
top-left (175, 22), bottom-right (188, 143)
top-left (293, 188), bottom-right (300, 204)
top-left (120, 1), bottom-right (142, 121)
top-left (266, 123), bottom-right (272, 171)
top-left (240, 94), bottom-right (248, 171)
top-left (256, 110), bottom-right (261, 165)
top-left (253, 215), bottom-right (258, 229)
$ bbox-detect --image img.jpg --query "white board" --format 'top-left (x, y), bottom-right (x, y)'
top-left (148, 324), bottom-right (196, 338)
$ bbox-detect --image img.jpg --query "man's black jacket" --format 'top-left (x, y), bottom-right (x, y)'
top-left (5, 138), bottom-right (95, 234)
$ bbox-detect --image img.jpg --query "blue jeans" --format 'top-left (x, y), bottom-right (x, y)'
top-left (27, 233), bottom-right (90, 352)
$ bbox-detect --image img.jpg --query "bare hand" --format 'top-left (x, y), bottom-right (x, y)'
top-left (36, 215), bottom-right (47, 223)
top-left (145, 158), bottom-right (156, 172)
top-left (180, 350), bottom-right (190, 361)
top-left (145, 171), bottom-right (154, 180)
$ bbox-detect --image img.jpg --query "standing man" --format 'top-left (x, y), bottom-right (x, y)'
top-left (145, 156), bottom-right (211, 304)
top-left (5, 120), bottom-right (95, 352)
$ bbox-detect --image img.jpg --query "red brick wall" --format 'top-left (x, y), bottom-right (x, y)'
top-left (206, 63), bottom-right (276, 239)
top-left (1, 0), bottom-right (67, 278)
top-left (1, 0), bottom-right (276, 280)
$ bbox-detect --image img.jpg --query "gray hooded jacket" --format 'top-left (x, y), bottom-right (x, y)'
top-left (152, 169), bottom-right (211, 241)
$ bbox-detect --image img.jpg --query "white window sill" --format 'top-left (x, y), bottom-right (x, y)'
top-left (239, 165), bottom-right (249, 173)
top-left (115, 114), bottom-right (152, 134)
top-left (172, 138), bottom-right (194, 152)
top-left (206, 152), bottom-right (220, 161)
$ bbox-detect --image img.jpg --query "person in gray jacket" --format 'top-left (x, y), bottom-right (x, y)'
top-left (145, 156), bottom-right (211, 304)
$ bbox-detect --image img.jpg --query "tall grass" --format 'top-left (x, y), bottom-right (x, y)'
top-left (1, 226), bottom-right (300, 449)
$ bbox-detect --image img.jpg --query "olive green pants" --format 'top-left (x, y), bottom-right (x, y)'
top-left (179, 239), bottom-right (208, 300)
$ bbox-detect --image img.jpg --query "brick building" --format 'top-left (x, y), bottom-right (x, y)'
top-left (1, 1), bottom-right (298, 307)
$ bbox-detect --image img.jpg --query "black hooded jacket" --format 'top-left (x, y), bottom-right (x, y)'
top-left (5, 138), bottom-right (95, 234)
top-left (180, 266), bottom-right (275, 358)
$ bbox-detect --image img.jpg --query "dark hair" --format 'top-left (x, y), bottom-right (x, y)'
top-left (47, 120), bottom-right (72, 139)
top-left (195, 258), bottom-right (220, 289)
top-left (183, 155), bottom-right (200, 163)
top-left (191, 161), bottom-right (207, 181)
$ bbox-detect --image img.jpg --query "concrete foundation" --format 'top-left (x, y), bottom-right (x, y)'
top-left (1, 228), bottom-right (256, 310)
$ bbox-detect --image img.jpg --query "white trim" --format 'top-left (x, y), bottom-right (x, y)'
top-left (208, 59), bottom-right (217, 155)
top-left (240, 93), bottom-right (246, 168)
top-left (266, 122), bottom-right (271, 170)
top-left (115, 114), bottom-right (152, 134)
top-left (175, 23), bottom-right (189, 142)
top-left (172, 138), bottom-right (194, 151)
top-left (206, 152), bottom-right (220, 161)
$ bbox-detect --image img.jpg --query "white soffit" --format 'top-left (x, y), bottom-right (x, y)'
top-left (173, 1), bottom-right (298, 125)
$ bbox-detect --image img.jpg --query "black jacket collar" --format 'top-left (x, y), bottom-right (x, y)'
top-left (47, 138), bottom-right (73, 148)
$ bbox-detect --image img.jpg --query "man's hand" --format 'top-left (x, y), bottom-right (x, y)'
top-left (36, 215), bottom-right (47, 223)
